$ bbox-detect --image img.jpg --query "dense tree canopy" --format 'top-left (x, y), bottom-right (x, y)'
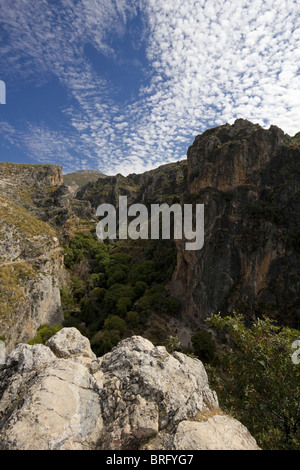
top-left (61, 231), bottom-right (179, 354)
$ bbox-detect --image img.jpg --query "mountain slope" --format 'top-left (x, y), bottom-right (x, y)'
top-left (63, 169), bottom-right (106, 195)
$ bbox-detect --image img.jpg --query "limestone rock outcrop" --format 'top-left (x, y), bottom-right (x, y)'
top-left (187, 119), bottom-right (286, 192)
top-left (0, 328), bottom-right (260, 450)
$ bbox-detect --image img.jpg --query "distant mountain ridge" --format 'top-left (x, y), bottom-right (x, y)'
top-left (63, 169), bottom-right (106, 194)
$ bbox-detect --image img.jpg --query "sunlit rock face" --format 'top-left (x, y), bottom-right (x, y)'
top-left (187, 119), bottom-right (286, 192)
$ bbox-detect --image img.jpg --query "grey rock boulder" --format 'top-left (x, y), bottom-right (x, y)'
top-left (45, 326), bottom-right (96, 363)
top-left (0, 328), bottom-right (260, 450)
top-left (173, 416), bottom-right (260, 450)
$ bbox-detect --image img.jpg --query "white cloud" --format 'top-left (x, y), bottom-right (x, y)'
top-left (0, 0), bottom-right (299, 175)
top-left (141, 0), bottom-right (300, 132)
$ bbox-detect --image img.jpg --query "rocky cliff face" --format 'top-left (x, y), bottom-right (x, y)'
top-left (169, 119), bottom-right (300, 327)
top-left (0, 327), bottom-right (259, 450)
top-left (0, 163), bottom-right (67, 351)
top-left (0, 162), bottom-right (63, 189)
top-left (187, 119), bottom-right (286, 192)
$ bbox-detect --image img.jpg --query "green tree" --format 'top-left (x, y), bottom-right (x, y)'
top-left (107, 267), bottom-right (128, 287)
top-left (191, 329), bottom-right (216, 362)
top-left (126, 310), bottom-right (140, 327)
top-left (207, 312), bottom-right (300, 450)
top-left (103, 284), bottom-right (135, 312)
top-left (116, 296), bottom-right (132, 317)
top-left (91, 329), bottom-right (121, 356)
top-left (130, 260), bottom-right (156, 284)
top-left (64, 231), bottom-right (104, 268)
top-left (140, 284), bottom-right (180, 315)
top-left (103, 315), bottom-right (126, 335)
top-left (90, 287), bottom-right (106, 302)
top-left (134, 281), bottom-right (148, 297)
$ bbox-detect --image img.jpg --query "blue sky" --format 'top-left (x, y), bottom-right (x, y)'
top-left (0, 0), bottom-right (299, 176)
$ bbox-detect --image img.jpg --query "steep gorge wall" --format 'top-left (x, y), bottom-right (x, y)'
top-left (169, 119), bottom-right (300, 327)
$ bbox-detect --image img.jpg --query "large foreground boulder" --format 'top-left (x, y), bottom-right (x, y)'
top-left (0, 327), bottom-right (259, 450)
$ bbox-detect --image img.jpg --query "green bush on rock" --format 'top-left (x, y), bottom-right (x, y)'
top-left (206, 312), bottom-right (300, 450)
top-left (28, 324), bottom-right (63, 345)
